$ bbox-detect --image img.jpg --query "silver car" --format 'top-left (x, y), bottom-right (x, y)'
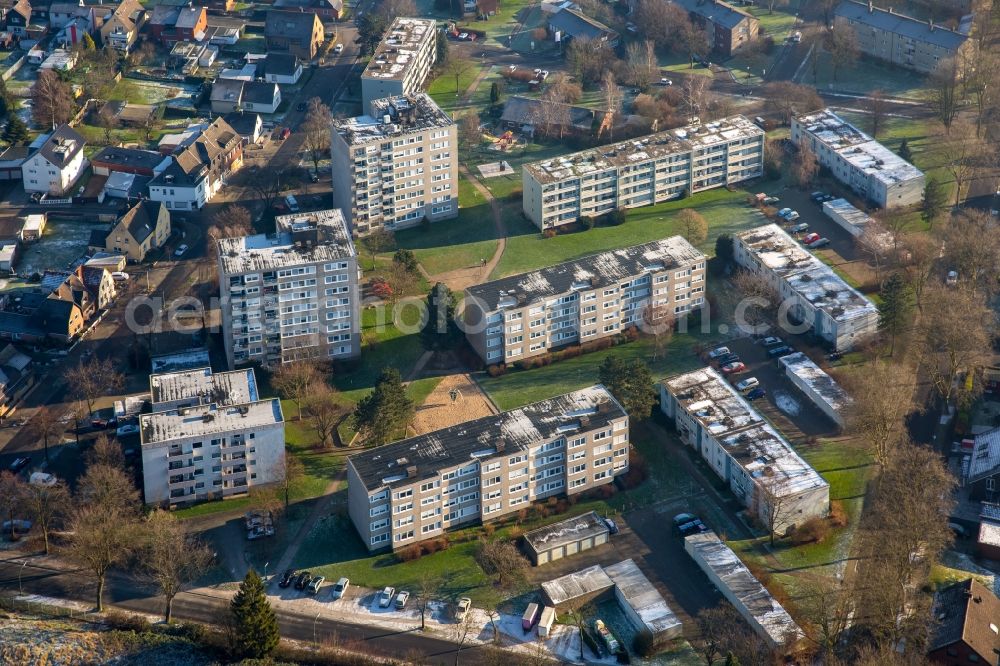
top-left (331, 577), bottom-right (349, 600)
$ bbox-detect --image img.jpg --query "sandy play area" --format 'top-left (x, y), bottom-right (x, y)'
top-left (410, 373), bottom-right (497, 435)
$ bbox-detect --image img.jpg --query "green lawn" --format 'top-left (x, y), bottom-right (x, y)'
top-left (493, 187), bottom-right (761, 278)
top-left (387, 174), bottom-right (499, 276)
top-left (427, 62), bottom-right (486, 114)
top-left (804, 54), bottom-right (929, 100)
top-left (479, 329), bottom-right (721, 411)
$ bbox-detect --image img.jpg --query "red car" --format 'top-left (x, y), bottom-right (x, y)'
top-left (274, 127), bottom-right (291, 140)
top-left (801, 232), bottom-right (820, 245)
top-left (721, 361), bottom-right (746, 374)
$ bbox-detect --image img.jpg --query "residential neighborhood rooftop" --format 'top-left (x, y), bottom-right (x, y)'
top-left (466, 236), bottom-right (704, 311)
top-left (778, 352), bottom-right (852, 415)
top-left (523, 511), bottom-right (609, 555)
top-left (139, 398), bottom-right (284, 446)
top-left (540, 564), bottom-right (614, 606)
top-left (737, 224), bottom-right (879, 325)
top-left (967, 427), bottom-right (1000, 484)
top-left (685, 531), bottom-right (804, 646)
top-left (524, 115), bottom-right (763, 184)
top-left (664, 367), bottom-right (829, 498)
top-left (603, 559), bottom-right (682, 637)
top-left (795, 109), bottom-right (924, 188)
top-left (669, 0), bottom-right (754, 29)
top-left (335, 94), bottom-right (453, 145)
top-left (218, 209), bottom-right (355, 275)
top-left (348, 385), bottom-right (625, 492)
top-left (361, 17), bottom-right (434, 82)
top-left (835, 0), bottom-right (968, 50)
top-left (149, 367), bottom-right (258, 407)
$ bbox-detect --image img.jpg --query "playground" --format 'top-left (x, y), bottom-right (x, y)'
top-left (409, 373), bottom-right (497, 435)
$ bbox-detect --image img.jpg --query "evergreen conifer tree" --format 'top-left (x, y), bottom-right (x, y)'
top-left (230, 569), bottom-right (280, 659)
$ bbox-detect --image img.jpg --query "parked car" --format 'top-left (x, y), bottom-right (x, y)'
top-left (395, 591), bottom-right (410, 609)
top-left (455, 597), bottom-right (472, 622)
top-left (111, 271), bottom-right (129, 281)
top-left (721, 361), bottom-right (746, 375)
top-left (309, 172), bottom-right (320, 183)
top-left (735, 377), bottom-right (760, 392)
top-left (708, 346), bottom-right (730, 359)
top-left (746, 387), bottom-right (767, 400)
top-left (307, 576), bottom-right (325, 595)
top-left (808, 238), bottom-right (830, 249)
top-left (715, 353), bottom-right (741, 366)
top-left (762, 195), bottom-right (780, 204)
top-left (672, 513), bottom-right (699, 530)
top-left (279, 569), bottom-right (296, 588)
top-left (777, 207), bottom-right (793, 218)
top-left (827, 351), bottom-right (844, 361)
top-left (378, 587), bottom-right (396, 608)
top-left (174, 244), bottom-right (189, 257)
top-left (783, 210), bottom-right (800, 221)
top-left (116, 423), bottom-right (139, 437)
top-left (8, 456), bottom-right (30, 473)
top-left (659, 77), bottom-right (672, 86)
top-left (791, 222), bottom-right (809, 233)
top-left (334, 43), bottom-right (344, 54)
top-left (604, 518), bottom-right (619, 534)
top-left (810, 191), bottom-right (826, 202)
top-left (760, 336), bottom-right (782, 347)
top-left (791, 31), bottom-right (802, 42)
top-left (294, 572), bottom-right (313, 590)
top-left (801, 232), bottom-right (820, 245)
top-left (676, 518), bottom-right (708, 537)
top-left (767, 345), bottom-right (794, 358)
top-left (1, 519), bottom-right (32, 534)
top-left (331, 577), bottom-right (350, 599)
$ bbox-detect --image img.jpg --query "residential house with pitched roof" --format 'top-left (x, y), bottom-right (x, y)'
top-left (265, 10), bottom-right (323, 60)
top-left (273, 0), bottom-right (342, 21)
top-left (99, 0), bottom-right (147, 53)
top-left (210, 79), bottom-right (280, 114)
top-left (548, 8), bottom-right (619, 47)
top-left (928, 579), bottom-right (1000, 665)
top-left (149, 4), bottom-right (206, 44)
top-left (260, 52), bottom-right (301, 84)
top-left (669, 0), bottom-right (758, 56)
top-left (91, 146), bottom-right (168, 177)
top-left (221, 112), bottom-right (262, 145)
top-left (21, 125), bottom-right (87, 196)
top-left (92, 200), bottom-right (171, 262)
top-left (148, 117), bottom-right (242, 210)
top-left (3, 0), bottom-right (33, 36)
top-left (965, 427), bottom-right (1000, 504)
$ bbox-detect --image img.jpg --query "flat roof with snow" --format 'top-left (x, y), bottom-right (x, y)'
top-left (779, 352), bottom-right (852, 414)
top-left (149, 367), bottom-right (257, 407)
top-left (523, 511), bottom-right (609, 555)
top-left (795, 109), bottom-right (923, 188)
top-left (140, 399), bottom-right (283, 446)
top-left (361, 17), bottom-right (434, 82)
top-left (685, 531), bottom-right (802, 647)
top-left (664, 367), bottom-right (829, 498)
top-left (541, 564), bottom-right (614, 606)
top-left (736, 224), bottom-right (879, 325)
top-left (150, 347), bottom-right (211, 374)
top-left (604, 559), bottom-right (682, 638)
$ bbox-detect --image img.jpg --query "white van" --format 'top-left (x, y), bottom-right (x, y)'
top-left (284, 194), bottom-right (300, 212)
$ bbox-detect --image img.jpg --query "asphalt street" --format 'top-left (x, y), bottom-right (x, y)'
top-left (0, 557), bottom-right (488, 665)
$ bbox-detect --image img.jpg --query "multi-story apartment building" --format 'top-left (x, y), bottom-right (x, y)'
top-left (661, 367), bottom-right (830, 535)
top-left (734, 224), bottom-right (879, 351)
top-left (834, 0), bottom-right (972, 75)
top-left (347, 385), bottom-right (629, 551)
top-left (791, 109), bottom-right (924, 208)
top-left (217, 208), bottom-right (360, 368)
top-left (331, 94), bottom-right (457, 236)
top-left (670, 0), bottom-right (759, 56)
top-left (521, 115), bottom-right (763, 229)
top-left (360, 17), bottom-right (436, 114)
top-left (463, 237), bottom-right (706, 365)
top-left (139, 367), bottom-right (284, 506)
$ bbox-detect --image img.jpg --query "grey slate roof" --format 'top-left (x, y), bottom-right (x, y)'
top-left (466, 236), bottom-right (704, 312)
top-left (265, 9), bottom-right (318, 40)
top-left (118, 200), bottom-right (164, 246)
top-left (242, 81), bottom-right (278, 105)
top-left (670, 0), bottom-right (755, 30)
top-left (501, 95), bottom-right (594, 131)
top-left (835, 0), bottom-right (968, 50)
top-left (348, 385), bottom-right (625, 493)
top-left (262, 52), bottom-right (299, 77)
top-left (34, 125), bottom-right (85, 168)
top-left (548, 7), bottom-right (617, 41)
top-left (222, 112), bottom-right (260, 139)
top-left (929, 579), bottom-right (1000, 658)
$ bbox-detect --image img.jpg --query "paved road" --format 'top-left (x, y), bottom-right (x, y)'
top-left (0, 556), bottom-right (488, 665)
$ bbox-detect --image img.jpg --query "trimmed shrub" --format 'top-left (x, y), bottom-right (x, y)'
top-left (103, 610), bottom-right (151, 634)
top-left (486, 363), bottom-right (506, 377)
top-left (542, 229), bottom-right (557, 238)
top-left (828, 500), bottom-right (848, 527)
top-left (397, 544), bottom-right (422, 562)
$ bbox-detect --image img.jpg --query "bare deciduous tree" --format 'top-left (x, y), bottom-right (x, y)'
top-left (791, 140), bottom-right (819, 187)
top-left (625, 40), bottom-right (657, 89)
top-left (757, 475), bottom-right (790, 545)
top-left (31, 70), bottom-right (74, 129)
top-left (867, 88), bottom-right (887, 138)
top-left (0, 471), bottom-right (24, 541)
top-left (20, 480), bottom-right (69, 554)
top-left (474, 537), bottom-right (528, 588)
top-left (271, 361), bottom-right (321, 420)
top-left (941, 210), bottom-right (1000, 296)
top-left (251, 169), bottom-right (285, 212)
top-left (301, 97), bottom-right (333, 174)
top-left (303, 383), bottom-right (343, 449)
top-left (364, 227), bottom-right (395, 271)
top-left (66, 504), bottom-right (139, 611)
top-left (939, 120), bottom-right (985, 206)
top-left (642, 301), bottom-right (675, 361)
top-left (676, 208), bottom-right (708, 245)
top-left (83, 433), bottom-right (126, 470)
top-left (731, 269), bottom-right (780, 334)
top-left (142, 510), bottom-right (213, 622)
top-left (76, 461), bottom-right (140, 511)
top-left (825, 19), bottom-right (860, 81)
top-left (930, 58), bottom-right (961, 132)
top-left (763, 82), bottom-right (823, 125)
top-left (65, 358), bottom-right (124, 417)
top-left (28, 408), bottom-right (65, 464)
top-left (843, 359), bottom-right (916, 467)
top-left (799, 578), bottom-right (852, 659)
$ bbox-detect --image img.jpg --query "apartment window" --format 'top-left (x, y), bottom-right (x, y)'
top-left (369, 505), bottom-right (388, 517)
top-left (594, 470), bottom-right (610, 482)
top-left (420, 494), bottom-right (440, 506)
top-left (370, 518), bottom-right (389, 532)
top-left (371, 533), bottom-right (389, 545)
top-left (420, 480), bottom-right (438, 492)
top-left (570, 477), bottom-right (587, 489)
top-left (394, 489), bottom-right (413, 500)
top-left (571, 463), bottom-right (586, 474)
top-left (394, 530), bottom-right (414, 542)
top-left (394, 502), bottom-right (413, 513)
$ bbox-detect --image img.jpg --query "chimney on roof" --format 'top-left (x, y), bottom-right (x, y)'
top-left (406, 465), bottom-right (417, 478)
top-left (887, 6), bottom-right (892, 12)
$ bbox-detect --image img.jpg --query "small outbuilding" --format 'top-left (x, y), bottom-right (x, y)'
top-left (977, 502), bottom-right (1000, 561)
top-left (540, 564), bottom-right (614, 611)
top-left (523, 511), bottom-right (610, 566)
top-left (778, 352), bottom-right (851, 429)
top-left (604, 559), bottom-right (683, 641)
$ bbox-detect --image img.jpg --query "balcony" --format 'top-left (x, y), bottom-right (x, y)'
top-left (167, 460), bottom-right (195, 474)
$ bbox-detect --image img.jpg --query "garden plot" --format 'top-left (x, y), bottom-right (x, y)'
top-left (17, 218), bottom-right (107, 276)
top-left (113, 78), bottom-right (202, 105)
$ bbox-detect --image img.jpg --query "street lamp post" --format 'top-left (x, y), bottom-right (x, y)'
top-left (313, 612), bottom-right (321, 643)
top-left (263, 561), bottom-right (269, 584)
top-left (19, 559), bottom-right (28, 596)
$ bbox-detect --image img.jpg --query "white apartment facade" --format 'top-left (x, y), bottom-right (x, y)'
top-left (791, 109), bottom-right (924, 208)
top-left (463, 237), bottom-right (706, 365)
top-left (360, 17), bottom-right (436, 114)
top-left (661, 367), bottom-right (830, 534)
top-left (139, 367), bottom-right (285, 506)
top-left (217, 209), bottom-right (361, 368)
top-left (521, 115), bottom-right (764, 229)
top-left (331, 94), bottom-right (457, 236)
top-left (734, 224), bottom-right (879, 351)
top-left (347, 386), bottom-right (629, 551)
